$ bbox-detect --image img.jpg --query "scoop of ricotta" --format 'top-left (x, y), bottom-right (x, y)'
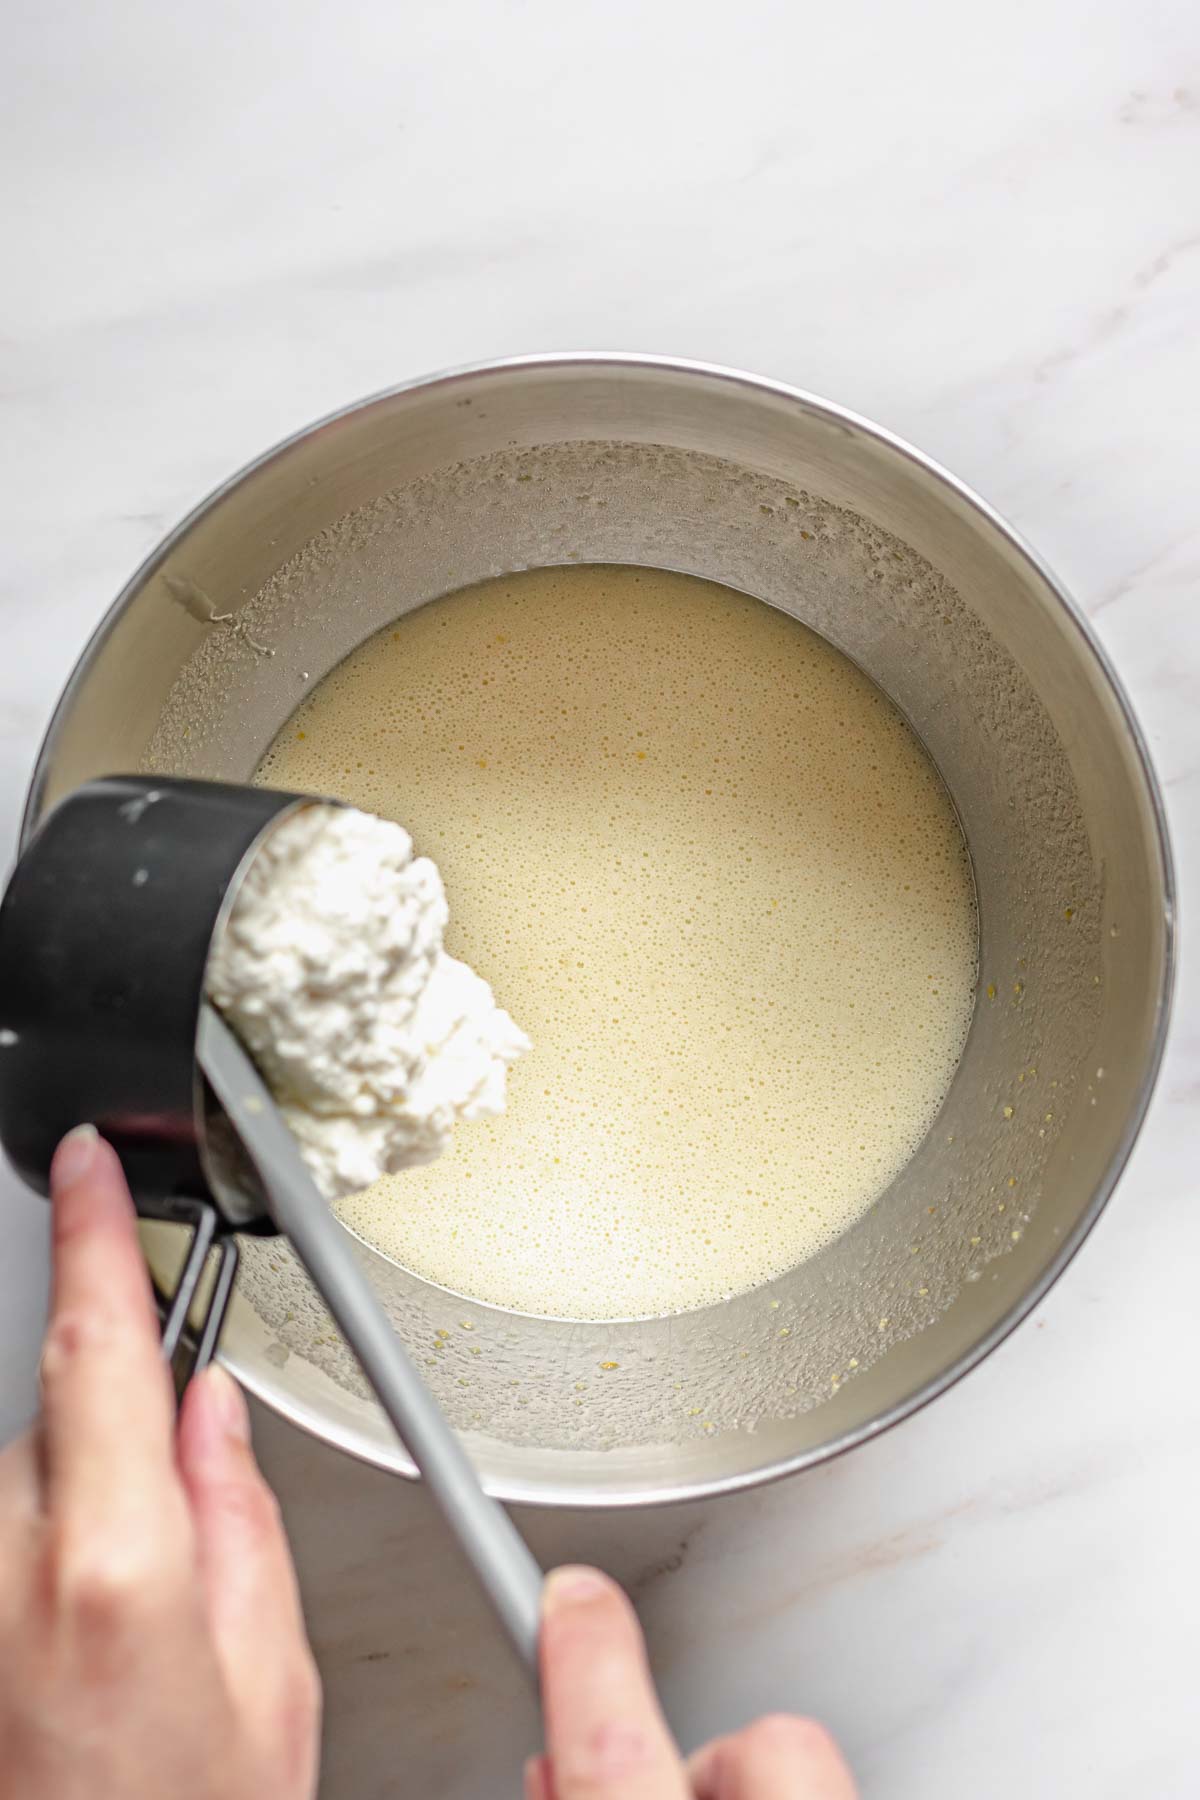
top-left (205, 803), bottom-right (529, 1200)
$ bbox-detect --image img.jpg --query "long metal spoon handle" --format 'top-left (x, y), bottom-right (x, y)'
top-left (197, 1004), bottom-right (543, 1678)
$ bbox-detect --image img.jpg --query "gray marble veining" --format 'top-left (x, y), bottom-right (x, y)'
top-left (1, 3), bottom-right (1197, 1794)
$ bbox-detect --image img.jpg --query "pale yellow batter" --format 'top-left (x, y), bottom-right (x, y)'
top-left (258, 565), bottom-right (977, 1320)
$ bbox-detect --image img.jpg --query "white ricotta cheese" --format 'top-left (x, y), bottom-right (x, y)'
top-left (205, 802), bottom-right (529, 1200)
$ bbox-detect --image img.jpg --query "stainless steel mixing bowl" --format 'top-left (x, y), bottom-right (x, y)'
top-left (23, 355), bottom-right (1174, 1505)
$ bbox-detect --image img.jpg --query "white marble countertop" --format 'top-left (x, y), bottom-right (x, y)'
top-left (2, 3), bottom-right (1197, 1794)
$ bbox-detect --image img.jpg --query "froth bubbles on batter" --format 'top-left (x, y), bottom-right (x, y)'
top-left (257, 565), bottom-right (978, 1321)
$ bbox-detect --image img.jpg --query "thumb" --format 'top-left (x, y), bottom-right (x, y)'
top-left (539, 1565), bottom-right (689, 1800)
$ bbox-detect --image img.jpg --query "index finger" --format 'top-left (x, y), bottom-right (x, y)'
top-left (40, 1126), bottom-right (180, 1531)
top-left (539, 1566), bottom-right (690, 1800)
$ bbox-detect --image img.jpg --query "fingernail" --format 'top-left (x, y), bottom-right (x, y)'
top-left (543, 1565), bottom-right (610, 1613)
top-left (52, 1123), bottom-right (100, 1187)
top-left (201, 1362), bottom-right (251, 1444)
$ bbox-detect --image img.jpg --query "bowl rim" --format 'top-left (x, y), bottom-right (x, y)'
top-left (23, 351), bottom-right (1178, 1507)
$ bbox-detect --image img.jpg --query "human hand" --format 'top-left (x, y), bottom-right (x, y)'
top-left (0, 1126), bottom-right (321, 1800)
top-left (530, 1566), bottom-right (856, 1799)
